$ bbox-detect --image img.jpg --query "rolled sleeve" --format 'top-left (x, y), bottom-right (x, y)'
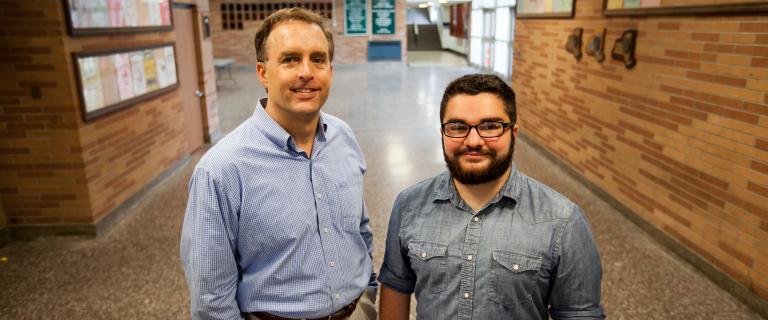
top-left (377, 194), bottom-right (416, 294)
top-left (180, 168), bottom-right (243, 320)
top-left (549, 206), bottom-right (605, 319)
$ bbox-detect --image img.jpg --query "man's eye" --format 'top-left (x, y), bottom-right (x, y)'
top-left (480, 122), bottom-right (501, 130)
top-left (312, 57), bottom-right (325, 64)
top-left (282, 57), bottom-right (298, 63)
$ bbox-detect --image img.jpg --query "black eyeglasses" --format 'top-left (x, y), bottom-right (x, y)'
top-left (441, 121), bottom-right (513, 138)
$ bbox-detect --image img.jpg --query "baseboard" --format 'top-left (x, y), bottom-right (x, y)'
top-left (6, 155), bottom-right (191, 241)
top-left (518, 132), bottom-right (768, 318)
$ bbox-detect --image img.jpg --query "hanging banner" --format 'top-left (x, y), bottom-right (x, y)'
top-left (372, 0), bottom-right (395, 35)
top-left (345, 0), bottom-right (367, 35)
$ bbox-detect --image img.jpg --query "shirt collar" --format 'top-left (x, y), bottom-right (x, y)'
top-left (252, 98), bottom-right (329, 152)
top-left (433, 163), bottom-right (521, 205)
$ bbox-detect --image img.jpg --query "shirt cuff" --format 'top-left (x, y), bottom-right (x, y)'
top-left (377, 265), bottom-right (415, 294)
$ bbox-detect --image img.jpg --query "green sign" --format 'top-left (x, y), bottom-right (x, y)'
top-left (345, 0), bottom-right (367, 35)
top-left (372, 0), bottom-right (395, 35)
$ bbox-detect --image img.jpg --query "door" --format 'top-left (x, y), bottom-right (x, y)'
top-left (174, 5), bottom-right (204, 153)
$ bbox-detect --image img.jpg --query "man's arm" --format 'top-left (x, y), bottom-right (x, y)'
top-left (549, 206), bottom-right (605, 319)
top-left (180, 167), bottom-right (243, 320)
top-left (360, 202), bottom-right (378, 292)
top-left (380, 285), bottom-right (411, 320)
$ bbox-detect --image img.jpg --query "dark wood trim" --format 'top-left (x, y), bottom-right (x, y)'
top-left (72, 42), bottom-right (180, 122)
top-left (63, 0), bottom-right (174, 37)
top-left (603, 1), bottom-right (768, 17)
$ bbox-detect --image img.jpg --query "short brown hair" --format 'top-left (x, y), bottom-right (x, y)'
top-left (253, 8), bottom-right (334, 63)
top-left (440, 74), bottom-right (516, 123)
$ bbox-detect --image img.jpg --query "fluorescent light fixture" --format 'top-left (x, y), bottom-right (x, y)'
top-left (418, 3), bottom-right (428, 7)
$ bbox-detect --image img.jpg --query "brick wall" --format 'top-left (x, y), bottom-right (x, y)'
top-left (210, 0), bottom-right (407, 65)
top-left (0, 0), bottom-right (218, 236)
top-left (512, 0), bottom-right (767, 301)
top-left (0, 0), bottom-right (93, 226)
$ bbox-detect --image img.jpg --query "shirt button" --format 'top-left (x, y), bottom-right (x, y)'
top-left (282, 146), bottom-right (288, 151)
top-left (463, 293), bottom-right (470, 299)
top-left (316, 193), bottom-right (322, 199)
top-left (467, 255), bottom-right (473, 261)
top-left (335, 293), bottom-right (341, 299)
top-left (473, 217), bottom-right (479, 222)
top-left (421, 252), bottom-right (427, 258)
top-left (323, 227), bottom-right (329, 233)
top-left (513, 264), bottom-right (519, 271)
top-left (329, 261), bottom-right (336, 267)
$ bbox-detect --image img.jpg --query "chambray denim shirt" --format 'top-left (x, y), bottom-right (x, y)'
top-left (181, 99), bottom-right (376, 320)
top-left (379, 164), bottom-right (604, 319)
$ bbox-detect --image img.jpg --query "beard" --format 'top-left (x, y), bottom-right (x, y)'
top-left (444, 138), bottom-right (514, 185)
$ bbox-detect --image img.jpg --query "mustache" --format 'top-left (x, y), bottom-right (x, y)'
top-left (455, 145), bottom-right (494, 156)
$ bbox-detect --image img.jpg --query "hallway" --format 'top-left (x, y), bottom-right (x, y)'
top-left (0, 63), bottom-right (763, 319)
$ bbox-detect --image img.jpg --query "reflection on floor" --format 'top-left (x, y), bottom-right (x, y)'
top-left (0, 64), bottom-right (763, 320)
top-left (407, 50), bottom-right (468, 67)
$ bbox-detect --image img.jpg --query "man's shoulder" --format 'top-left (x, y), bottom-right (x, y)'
top-left (395, 171), bottom-right (449, 210)
top-left (194, 122), bottom-right (257, 177)
top-left (515, 171), bottom-right (578, 222)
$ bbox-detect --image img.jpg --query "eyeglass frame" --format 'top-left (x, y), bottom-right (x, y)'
top-left (441, 121), bottom-right (514, 138)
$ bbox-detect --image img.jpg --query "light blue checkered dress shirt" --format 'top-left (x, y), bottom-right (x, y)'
top-left (181, 98), bottom-right (376, 320)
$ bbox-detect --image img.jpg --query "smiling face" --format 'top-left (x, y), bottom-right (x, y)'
top-left (256, 20), bottom-right (333, 124)
top-left (442, 93), bottom-right (518, 185)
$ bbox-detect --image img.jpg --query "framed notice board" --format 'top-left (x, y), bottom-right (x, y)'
top-left (604, 0), bottom-right (768, 16)
top-left (64, 0), bottom-right (173, 36)
top-left (517, 0), bottom-right (575, 18)
top-left (73, 43), bottom-right (179, 121)
top-left (345, 0), bottom-right (368, 35)
top-left (372, 0), bottom-right (395, 35)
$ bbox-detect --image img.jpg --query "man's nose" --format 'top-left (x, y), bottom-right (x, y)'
top-left (464, 127), bottom-right (485, 147)
top-left (297, 59), bottom-right (313, 80)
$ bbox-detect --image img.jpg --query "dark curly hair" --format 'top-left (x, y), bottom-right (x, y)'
top-left (440, 74), bottom-right (516, 123)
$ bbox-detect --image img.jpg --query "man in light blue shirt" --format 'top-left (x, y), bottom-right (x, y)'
top-left (379, 74), bottom-right (604, 319)
top-left (180, 8), bottom-right (376, 320)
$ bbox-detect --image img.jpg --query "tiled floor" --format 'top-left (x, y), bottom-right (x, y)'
top-left (0, 61), bottom-right (764, 319)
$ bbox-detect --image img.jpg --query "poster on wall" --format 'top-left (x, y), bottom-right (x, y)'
top-left (345, 0), bottom-right (368, 35)
top-left (65, 0), bottom-right (173, 36)
top-left (604, 0), bottom-right (768, 15)
top-left (516, 0), bottom-right (575, 18)
top-left (74, 43), bottom-right (179, 121)
top-left (372, 0), bottom-right (395, 35)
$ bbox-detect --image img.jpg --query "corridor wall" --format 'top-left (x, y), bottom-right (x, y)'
top-left (209, 0), bottom-right (407, 64)
top-left (512, 0), bottom-right (768, 312)
top-left (0, 0), bottom-right (219, 239)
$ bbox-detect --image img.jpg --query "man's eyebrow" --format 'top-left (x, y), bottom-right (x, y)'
top-left (443, 117), bottom-right (507, 123)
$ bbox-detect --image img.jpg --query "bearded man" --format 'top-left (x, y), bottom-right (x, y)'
top-left (377, 74), bottom-right (605, 320)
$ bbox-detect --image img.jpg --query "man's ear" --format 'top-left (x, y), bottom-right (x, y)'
top-left (512, 124), bottom-right (519, 139)
top-left (256, 62), bottom-right (268, 87)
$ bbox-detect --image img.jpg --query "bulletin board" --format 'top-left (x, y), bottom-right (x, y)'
top-left (517, 0), bottom-right (575, 18)
top-left (604, 0), bottom-right (768, 16)
top-left (64, 0), bottom-right (173, 36)
top-left (73, 43), bottom-right (179, 121)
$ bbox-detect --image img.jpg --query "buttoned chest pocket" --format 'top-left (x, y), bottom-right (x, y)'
top-left (488, 250), bottom-right (542, 306)
top-left (335, 180), bottom-right (362, 232)
top-left (408, 241), bottom-right (448, 293)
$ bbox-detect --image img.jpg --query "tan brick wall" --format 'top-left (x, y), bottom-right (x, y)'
top-left (0, 0), bottom-right (93, 225)
top-left (0, 1), bottom-right (218, 230)
top-left (512, 0), bottom-right (768, 301)
top-left (210, 0), bottom-right (407, 65)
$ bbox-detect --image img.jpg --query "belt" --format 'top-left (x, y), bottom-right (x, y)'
top-left (251, 297), bottom-right (359, 320)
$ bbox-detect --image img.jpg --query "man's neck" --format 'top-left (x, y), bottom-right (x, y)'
top-left (453, 167), bottom-right (511, 213)
top-left (264, 103), bottom-right (320, 156)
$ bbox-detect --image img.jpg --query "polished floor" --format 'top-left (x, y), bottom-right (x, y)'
top-left (0, 62), bottom-right (764, 319)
